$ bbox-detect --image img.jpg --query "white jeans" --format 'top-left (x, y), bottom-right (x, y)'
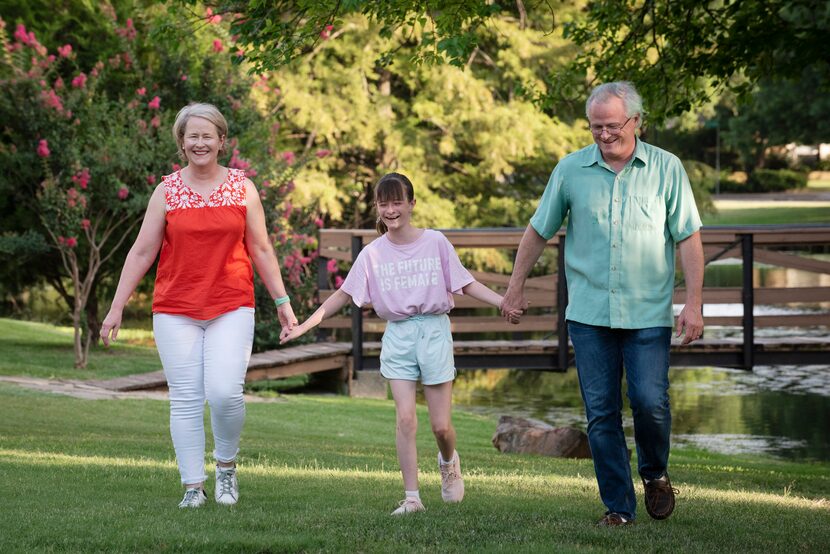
top-left (153, 307), bottom-right (255, 485)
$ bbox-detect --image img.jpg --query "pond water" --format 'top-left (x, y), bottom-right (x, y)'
top-left (450, 363), bottom-right (830, 462)
top-left (448, 259), bottom-right (830, 461)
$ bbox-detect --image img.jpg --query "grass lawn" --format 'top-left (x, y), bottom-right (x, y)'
top-left (0, 318), bottom-right (160, 380)
top-left (1, 383), bottom-right (828, 553)
top-left (1, 319), bottom-right (829, 552)
top-left (703, 205), bottom-right (830, 225)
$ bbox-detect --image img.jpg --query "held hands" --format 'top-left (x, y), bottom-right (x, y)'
top-left (500, 286), bottom-right (529, 325)
top-left (276, 302), bottom-right (298, 337)
top-left (676, 303), bottom-right (704, 345)
top-left (280, 321), bottom-right (309, 344)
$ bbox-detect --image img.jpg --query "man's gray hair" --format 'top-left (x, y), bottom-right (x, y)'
top-left (585, 82), bottom-right (644, 128)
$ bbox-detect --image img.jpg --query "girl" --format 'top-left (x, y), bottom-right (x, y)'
top-left (281, 172), bottom-right (520, 515)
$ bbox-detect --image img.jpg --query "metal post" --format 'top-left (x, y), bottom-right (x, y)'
top-left (316, 256), bottom-right (330, 341)
top-left (351, 235), bottom-right (364, 373)
top-left (740, 234), bottom-right (754, 370)
top-left (557, 235), bottom-right (569, 371)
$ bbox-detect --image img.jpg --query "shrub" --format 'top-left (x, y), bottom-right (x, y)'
top-left (681, 160), bottom-right (716, 214)
top-left (746, 169), bottom-right (808, 192)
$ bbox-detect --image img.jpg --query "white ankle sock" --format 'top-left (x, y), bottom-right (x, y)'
top-left (405, 490), bottom-right (420, 500)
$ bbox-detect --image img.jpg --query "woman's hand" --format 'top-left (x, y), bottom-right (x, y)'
top-left (100, 309), bottom-right (123, 347)
top-left (277, 302), bottom-right (298, 335)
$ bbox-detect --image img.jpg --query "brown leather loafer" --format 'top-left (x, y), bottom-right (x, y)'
top-left (643, 474), bottom-right (678, 520)
top-left (597, 512), bottom-right (631, 526)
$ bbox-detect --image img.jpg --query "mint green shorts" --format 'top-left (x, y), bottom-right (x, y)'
top-left (380, 314), bottom-right (456, 385)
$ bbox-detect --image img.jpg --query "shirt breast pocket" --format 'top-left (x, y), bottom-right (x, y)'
top-left (626, 195), bottom-right (664, 232)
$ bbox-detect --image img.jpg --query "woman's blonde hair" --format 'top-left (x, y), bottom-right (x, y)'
top-left (172, 103), bottom-right (229, 160)
top-left (373, 173), bottom-right (414, 235)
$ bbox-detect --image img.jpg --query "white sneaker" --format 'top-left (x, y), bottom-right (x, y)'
top-left (439, 451), bottom-right (465, 503)
top-left (178, 487), bottom-right (207, 509)
top-left (391, 496), bottom-right (425, 516)
top-left (215, 465), bottom-right (239, 506)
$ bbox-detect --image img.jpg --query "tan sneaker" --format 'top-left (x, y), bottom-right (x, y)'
top-left (439, 451), bottom-right (465, 503)
top-left (391, 496), bottom-right (425, 516)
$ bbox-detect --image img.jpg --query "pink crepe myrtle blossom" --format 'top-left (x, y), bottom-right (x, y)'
top-left (172, 163), bottom-right (181, 171)
top-left (81, 219), bottom-right (91, 231)
top-left (281, 151), bottom-right (296, 164)
top-left (147, 95), bottom-right (160, 110)
top-left (334, 275), bottom-right (344, 289)
top-left (180, 74), bottom-right (187, 81)
top-left (115, 18), bottom-right (136, 41)
top-left (65, 237), bottom-right (78, 248)
top-left (315, 149), bottom-right (331, 158)
top-left (67, 187), bottom-right (79, 207)
top-left (71, 72), bottom-right (87, 88)
top-left (41, 89), bottom-right (64, 112)
top-left (57, 44), bottom-right (72, 57)
top-left (136, 87), bottom-right (146, 96)
top-left (36, 139), bottom-right (50, 158)
top-left (71, 168), bottom-right (90, 189)
top-left (315, 217), bottom-right (324, 228)
top-left (320, 25), bottom-right (333, 40)
top-left (53, 77), bottom-right (64, 90)
top-left (326, 258), bottom-right (338, 273)
top-left (14, 24), bottom-right (34, 45)
top-left (206, 8), bottom-right (222, 24)
top-left (146, 174), bottom-right (156, 185)
top-left (212, 39), bottom-right (223, 53)
top-left (150, 115), bottom-right (161, 128)
top-left (117, 187), bottom-right (129, 200)
top-left (137, 119), bottom-right (147, 132)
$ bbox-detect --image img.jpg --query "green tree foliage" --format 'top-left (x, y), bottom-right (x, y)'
top-left (562, 0), bottom-right (830, 122)
top-left (722, 65), bottom-right (830, 171)
top-left (261, 12), bottom-right (589, 236)
top-left (182, 0), bottom-right (502, 72)
top-left (0, 3), bottom-right (321, 362)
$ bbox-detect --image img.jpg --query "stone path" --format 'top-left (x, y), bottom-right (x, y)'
top-left (0, 375), bottom-right (282, 402)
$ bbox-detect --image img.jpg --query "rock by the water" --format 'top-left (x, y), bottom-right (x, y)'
top-left (492, 415), bottom-right (592, 459)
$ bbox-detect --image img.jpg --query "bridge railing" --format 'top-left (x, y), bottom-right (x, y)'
top-left (317, 225), bottom-right (830, 370)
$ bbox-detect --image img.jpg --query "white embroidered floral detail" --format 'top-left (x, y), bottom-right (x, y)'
top-left (164, 169), bottom-right (246, 211)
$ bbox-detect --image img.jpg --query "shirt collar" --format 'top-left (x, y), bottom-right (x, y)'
top-left (581, 137), bottom-right (648, 168)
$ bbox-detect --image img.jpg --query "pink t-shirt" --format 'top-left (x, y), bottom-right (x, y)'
top-left (340, 229), bottom-right (475, 321)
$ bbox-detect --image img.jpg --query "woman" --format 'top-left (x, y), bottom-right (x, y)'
top-left (100, 103), bottom-right (297, 508)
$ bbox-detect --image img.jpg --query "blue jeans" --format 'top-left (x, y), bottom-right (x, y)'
top-left (568, 321), bottom-right (672, 520)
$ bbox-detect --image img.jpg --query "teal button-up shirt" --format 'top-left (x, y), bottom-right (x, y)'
top-left (530, 139), bottom-right (701, 328)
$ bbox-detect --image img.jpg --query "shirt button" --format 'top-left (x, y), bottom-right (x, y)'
top-left (612, 243), bottom-right (617, 248)
top-left (612, 220), bottom-right (618, 225)
top-left (611, 266), bottom-right (617, 270)
top-left (611, 289), bottom-right (616, 294)
top-left (614, 198), bottom-right (620, 202)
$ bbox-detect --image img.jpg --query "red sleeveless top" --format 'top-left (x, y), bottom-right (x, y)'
top-left (152, 168), bottom-right (254, 319)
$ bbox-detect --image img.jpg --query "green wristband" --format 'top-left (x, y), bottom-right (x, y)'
top-left (274, 295), bottom-right (290, 307)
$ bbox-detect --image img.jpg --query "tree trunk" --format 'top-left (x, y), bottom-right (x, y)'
top-left (85, 279), bottom-right (100, 344)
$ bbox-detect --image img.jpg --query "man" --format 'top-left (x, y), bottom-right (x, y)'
top-left (501, 82), bottom-right (704, 526)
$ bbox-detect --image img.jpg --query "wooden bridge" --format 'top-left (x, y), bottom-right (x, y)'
top-left (312, 224), bottom-right (830, 376)
top-left (96, 224), bottom-right (830, 394)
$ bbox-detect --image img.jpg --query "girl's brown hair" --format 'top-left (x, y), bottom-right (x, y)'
top-left (374, 173), bottom-right (414, 235)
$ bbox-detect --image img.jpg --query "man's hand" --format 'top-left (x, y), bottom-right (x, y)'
top-left (500, 286), bottom-right (529, 324)
top-left (676, 304), bottom-right (704, 345)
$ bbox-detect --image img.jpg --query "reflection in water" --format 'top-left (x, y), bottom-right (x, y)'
top-left (452, 365), bottom-right (830, 462)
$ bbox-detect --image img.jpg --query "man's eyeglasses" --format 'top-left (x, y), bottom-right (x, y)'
top-left (589, 117), bottom-right (632, 136)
